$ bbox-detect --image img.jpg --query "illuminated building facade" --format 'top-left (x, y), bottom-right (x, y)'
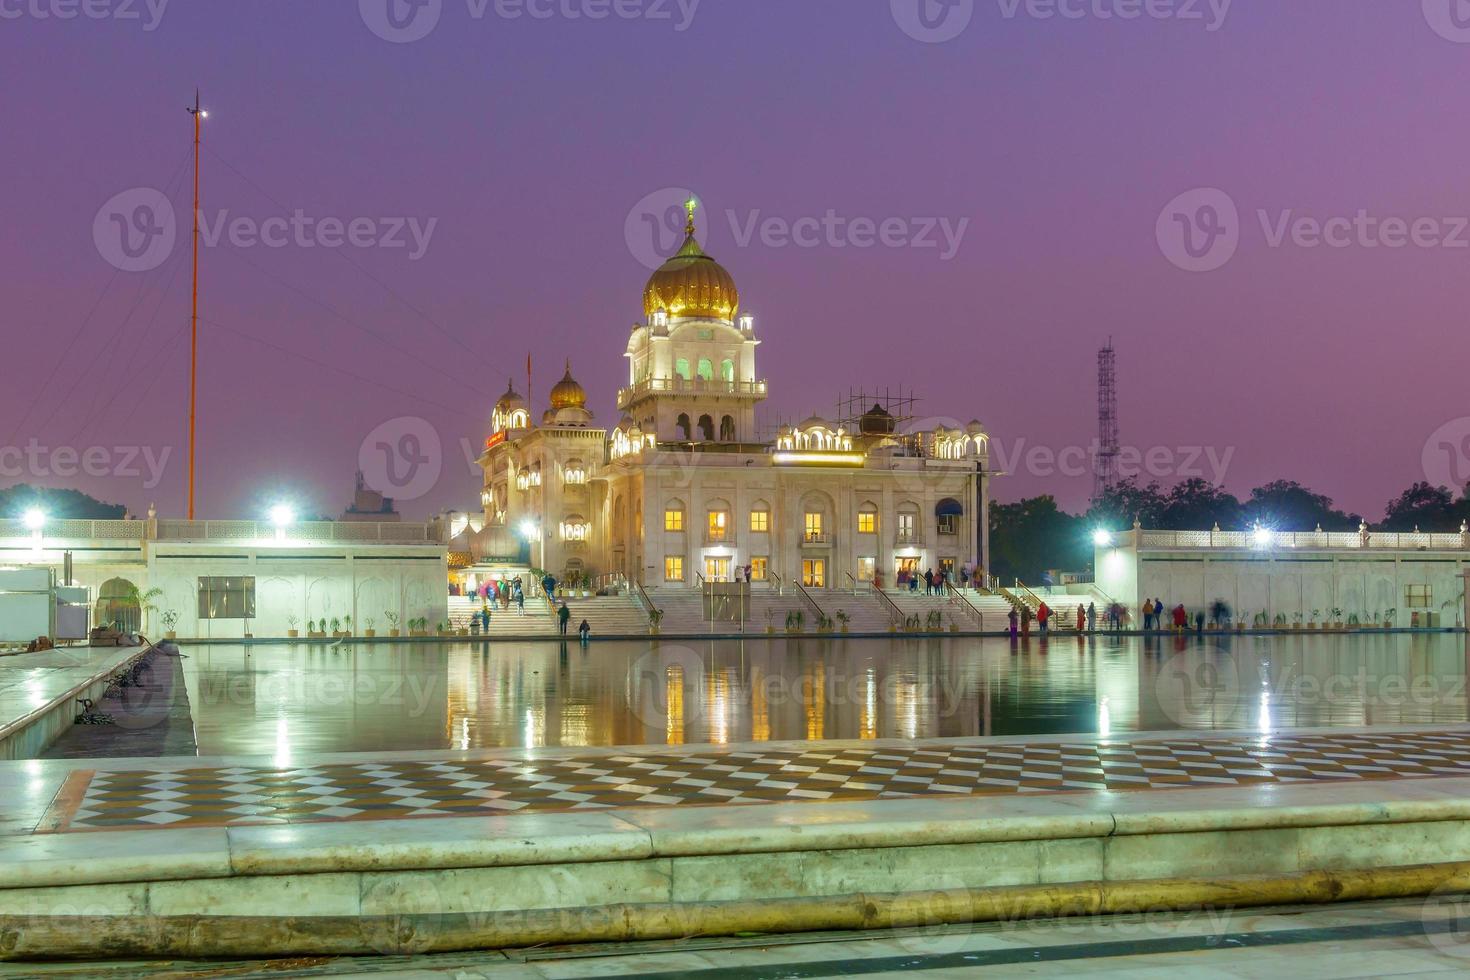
top-left (476, 202), bottom-right (993, 590)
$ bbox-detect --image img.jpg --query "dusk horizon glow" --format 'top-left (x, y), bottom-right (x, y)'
top-left (4, 1), bottom-right (1468, 522)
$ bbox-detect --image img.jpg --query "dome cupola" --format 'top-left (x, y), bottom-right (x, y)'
top-left (548, 360), bottom-right (587, 410)
top-left (642, 198), bottom-right (740, 323)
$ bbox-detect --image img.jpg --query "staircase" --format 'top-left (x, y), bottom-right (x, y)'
top-left (450, 594), bottom-right (651, 637)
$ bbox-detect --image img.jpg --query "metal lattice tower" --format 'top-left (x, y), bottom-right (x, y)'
top-left (1094, 339), bottom-right (1119, 500)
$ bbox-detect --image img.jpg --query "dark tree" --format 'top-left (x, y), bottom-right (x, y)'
top-left (0, 484), bottom-right (127, 520)
top-left (1381, 482), bottom-right (1458, 532)
top-left (1159, 478), bottom-right (1242, 531)
top-left (989, 496), bottom-right (1089, 584)
top-left (1242, 480), bottom-right (1361, 531)
top-left (1086, 478), bottom-right (1167, 530)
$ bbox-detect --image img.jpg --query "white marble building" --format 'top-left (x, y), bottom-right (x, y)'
top-left (474, 203), bottom-right (994, 591)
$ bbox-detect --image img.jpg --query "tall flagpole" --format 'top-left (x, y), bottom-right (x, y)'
top-left (186, 92), bottom-right (207, 520)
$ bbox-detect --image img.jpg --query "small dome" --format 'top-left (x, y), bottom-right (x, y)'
top-left (798, 415), bottom-right (831, 431)
top-left (495, 379), bottom-right (526, 416)
top-left (966, 420), bottom-right (987, 437)
top-left (548, 360), bottom-right (587, 410)
top-left (860, 403), bottom-right (896, 436)
top-left (642, 201), bottom-right (740, 323)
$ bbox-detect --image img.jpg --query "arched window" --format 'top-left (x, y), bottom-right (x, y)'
top-left (677, 413), bottom-right (691, 440)
top-left (675, 358), bottom-right (691, 380)
top-left (698, 414), bottom-right (714, 441)
top-left (719, 415), bottom-right (735, 441)
top-left (721, 359), bottom-right (735, 383)
top-left (697, 358), bottom-right (714, 381)
top-left (936, 498), bottom-right (964, 535)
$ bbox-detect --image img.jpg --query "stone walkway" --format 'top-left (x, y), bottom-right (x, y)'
top-left (36, 728), bottom-right (1470, 833)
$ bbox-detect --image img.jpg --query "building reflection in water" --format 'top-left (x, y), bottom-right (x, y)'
top-left (179, 634), bottom-right (1470, 756)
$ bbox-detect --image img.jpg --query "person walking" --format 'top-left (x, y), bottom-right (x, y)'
top-left (923, 569), bottom-right (935, 595)
top-left (1021, 605), bottom-right (1032, 639)
top-left (557, 601), bottom-right (571, 635)
top-left (1087, 602), bottom-right (1097, 632)
top-left (1142, 598), bottom-right (1155, 631)
top-left (1037, 601), bottom-right (1051, 637)
top-left (514, 580), bottom-right (525, 614)
top-left (908, 571), bottom-right (919, 593)
top-left (1075, 603), bottom-right (1085, 632)
top-left (1008, 606), bottom-right (1019, 640)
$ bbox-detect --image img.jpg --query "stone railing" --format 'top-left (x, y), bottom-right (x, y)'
top-left (1134, 528), bottom-right (1470, 552)
top-left (0, 518), bottom-right (439, 544)
top-left (617, 377), bottom-right (768, 406)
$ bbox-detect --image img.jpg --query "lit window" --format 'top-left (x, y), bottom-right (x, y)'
top-left (802, 559), bottom-right (826, 588)
top-left (857, 511), bottom-right (876, 534)
top-left (664, 556), bottom-right (684, 581)
top-left (804, 512), bottom-right (823, 541)
top-left (750, 509), bottom-right (770, 533)
top-left (856, 556), bottom-right (876, 581)
top-left (750, 556), bottom-right (768, 581)
top-left (897, 513), bottom-right (916, 538)
top-left (664, 509), bottom-right (684, 532)
top-left (564, 466), bottom-right (587, 485)
top-left (707, 510), bottom-right (729, 541)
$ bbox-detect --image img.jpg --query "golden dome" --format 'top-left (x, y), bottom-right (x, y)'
top-left (642, 201), bottom-right (740, 323)
top-left (548, 360), bottom-right (587, 410)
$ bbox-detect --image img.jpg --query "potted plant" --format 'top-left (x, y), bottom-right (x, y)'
top-left (329, 616), bottom-right (342, 638)
top-left (1292, 612), bottom-right (1302, 631)
top-left (123, 584), bottom-right (166, 634)
top-left (648, 607), bottom-right (664, 635)
top-left (764, 607), bottom-right (776, 635)
top-left (1331, 607), bottom-right (1344, 631)
top-left (363, 616), bottom-right (377, 638)
top-left (1347, 612), bottom-right (1361, 630)
top-left (1308, 609), bottom-right (1320, 631)
top-left (835, 610), bottom-right (850, 633)
top-left (1384, 607), bottom-right (1397, 629)
top-left (160, 609), bottom-right (179, 641)
top-left (949, 614), bottom-right (961, 634)
top-left (385, 610), bottom-right (401, 637)
top-left (785, 609), bottom-right (804, 634)
top-left (341, 615), bottom-right (353, 637)
top-left (286, 614), bottom-right (300, 639)
top-left (888, 616), bottom-right (900, 633)
top-left (815, 613), bottom-right (833, 634)
top-left (409, 616), bottom-right (428, 638)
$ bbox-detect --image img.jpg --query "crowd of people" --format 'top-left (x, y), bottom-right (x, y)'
top-left (1004, 596), bottom-right (1230, 638)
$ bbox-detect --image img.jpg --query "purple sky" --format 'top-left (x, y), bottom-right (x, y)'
top-left (3, 0), bottom-right (1468, 522)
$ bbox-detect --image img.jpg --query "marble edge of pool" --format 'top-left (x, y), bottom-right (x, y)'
top-left (3, 773), bottom-right (1470, 890)
top-left (6, 721), bottom-right (1470, 778)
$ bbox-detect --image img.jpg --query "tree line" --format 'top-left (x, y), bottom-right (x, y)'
top-left (989, 477), bottom-right (1470, 584)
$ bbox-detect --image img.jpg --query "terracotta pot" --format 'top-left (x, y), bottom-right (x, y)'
top-left (390, 629), bottom-right (401, 637)
top-left (364, 630), bottom-right (376, 638)
top-left (287, 629), bottom-right (299, 638)
top-left (164, 631), bottom-right (177, 641)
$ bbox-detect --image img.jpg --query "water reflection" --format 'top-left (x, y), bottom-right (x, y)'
top-left (181, 633), bottom-right (1470, 757)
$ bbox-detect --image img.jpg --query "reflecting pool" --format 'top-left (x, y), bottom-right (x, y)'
top-left (179, 633), bottom-right (1470, 758)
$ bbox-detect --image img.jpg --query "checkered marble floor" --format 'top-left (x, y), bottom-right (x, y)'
top-left (37, 730), bottom-right (1470, 833)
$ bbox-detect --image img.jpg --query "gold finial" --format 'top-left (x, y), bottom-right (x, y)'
top-left (685, 196), bottom-right (698, 236)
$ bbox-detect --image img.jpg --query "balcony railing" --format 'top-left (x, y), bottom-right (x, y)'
top-left (802, 531), bottom-right (830, 545)
top-left (893, 530), bottom-right (923, 547)
top-left (1134, 528), bottom-right (1470, 552)
top-left (0, 518), bottom-right (438, 544)
top-left (617, 377), bottom-right (768, 407)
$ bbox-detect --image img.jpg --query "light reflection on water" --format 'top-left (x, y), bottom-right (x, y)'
top-left (182, 633), bottom-right (1470, 757)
